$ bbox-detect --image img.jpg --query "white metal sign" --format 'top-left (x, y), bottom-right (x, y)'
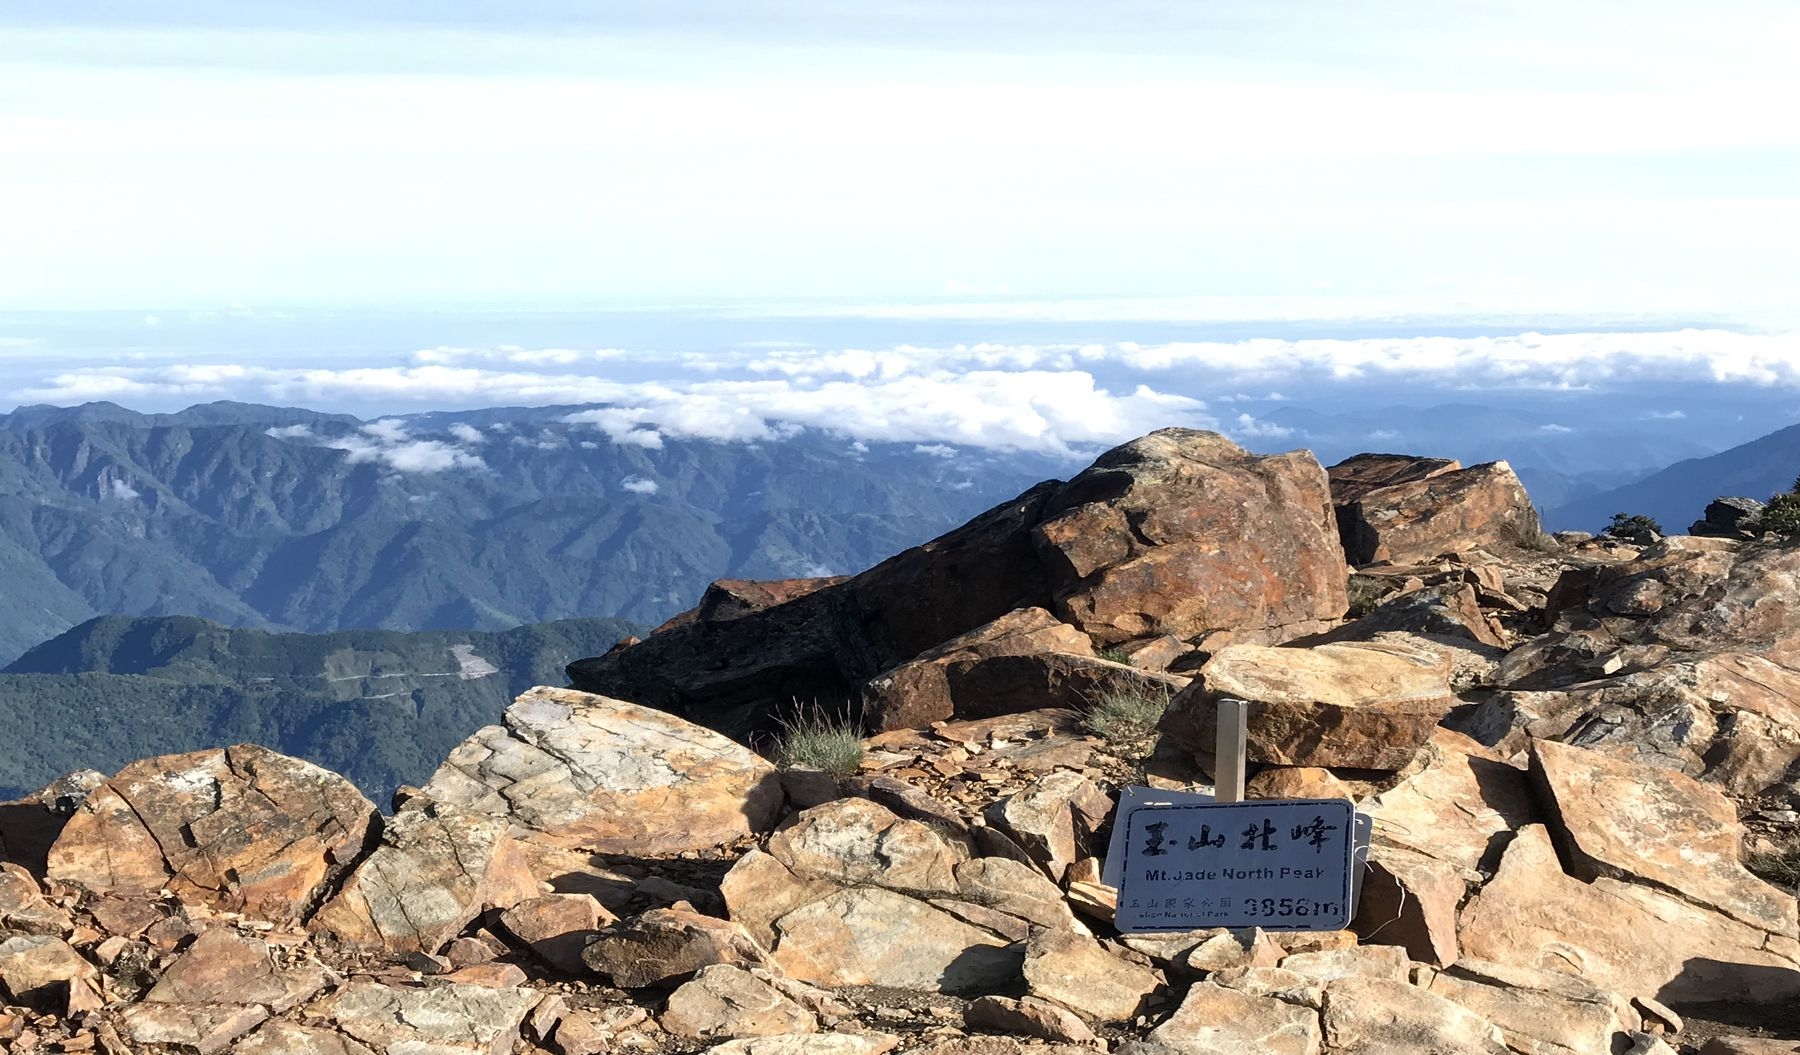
top-left (1114, 797), bottom-right (1357, 932)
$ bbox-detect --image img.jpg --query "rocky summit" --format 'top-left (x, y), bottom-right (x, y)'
top-left (2, 427), bottom-right (1799, 1055)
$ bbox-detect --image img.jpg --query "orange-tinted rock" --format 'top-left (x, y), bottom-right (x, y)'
top-left (1349, 845), bottom-right (1464, 967)
top-left (0, 863), bottom-right (69, 936)
top-left (420, 686), bottom-right (783, 857)
top-left (1458, 825), bottom-right (1800, 1005)
top-left (1331, 456), bottom-right (1539, 566)
top-left (44, 746), bottom-right (376, 925)
top-left (1531, 738), bottom-right (1797, 937)
top-left (498, 894), bottom-right (613, 975)
top-left (145, 929), bottom-right (334, 1012)
top-left (1245, 767), bottom-right (1352, 801)
top-left (1034, 430), bottom-right (1347, 645)
top-left (0, 770), bottom-right (103, 877)
top-left (1162, 640), bottom-right (1456, 770)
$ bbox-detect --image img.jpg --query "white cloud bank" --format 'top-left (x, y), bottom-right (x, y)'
top-left (264, 420), bottom-right (487, 472)
top-left (17, 328), bottom-right (1800, 454)
top-left (619, 476), bottom-right (659, 495)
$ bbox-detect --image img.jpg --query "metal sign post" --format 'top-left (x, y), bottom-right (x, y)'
top-left (1214, 698), bottom-right (1248, 803)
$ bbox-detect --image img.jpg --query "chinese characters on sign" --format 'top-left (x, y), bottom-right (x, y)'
top-left (1113, 798), bottom-right (1357, 932)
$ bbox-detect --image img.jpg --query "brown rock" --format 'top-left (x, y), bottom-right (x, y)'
top-left (87, 897), bottom-right (164, 939)
top-left (146, 929), bottom-right (334, 1012)
top-left (952, 857), bottom-right (1081, 932)
top-left (1245, 767), bottom-right (1352, 801)
top-left (0, 934), bottom-right (101, 1015)
top-left (310, 798), bottom-right (538, 956)
top-left (720, 849), bottom-right (840, 951)
top-left (229, 1023), bottom-right (378, 1055)
top-left (861, 607), bottom-right (1091, 727)
top-left (549, 1006), bottom-right (652, 1055)
top-left (499, 894), bottom-right (613, 975)
top-left (1277, 945), bottom-right (1410, 983)
top-left (708, 1033), bottom-right (903, 1055)
top-left (1702, 1040), bottom-right (1800, 1055)
top-left (0, 770), bottom-right (103, 877)
top-left (44, 746), bottom-right (377, 924)
top-left (1034, 430), bottom-right (1347, 644)
top-left (321, 979), bottom-right (543, 1055)
top-left (1350, 844), bottom-right (1464, 967)
top-left (661, 964), bottom-right (817, 1040)
top-left (0, 863), bottom-right (69, 935)
top-left (1162, 640), bottom-right (1456, 770)
top-left (770, 887), bottom-right (1020, 992)
top-left (1360, 730), bottom-right (1537, 872)
top-left (1330, 455), bottom-right (1539, 566)
top-left (768, 798), bottom-right (965, 894)
top-left (1457, 825), bottom-right (1800, 1005)
top-left (1319, 974), bottom-right (1508, 1054)
top-left (1322, 581), bottom-right (1507, 649)
top-left (420, 686), bottom-right (783, 857)
top-left (582, 904), bottom-right (768, 988)
top-left (965, 995), bottom-right (1098, 1045)
top-left (1120, 980), bottom-right (1321, 1055)
top-left (1022, 928), bottom-right (1161, 1022)
top-left (983, 770), bottom-right (1113, 882)
top-left (1532, 738), bottom-right (1797, 937)
top-left (1423, 959), bottom-right (1638, 1055)
top-left (121, 1003), bottom-right (270, 1055)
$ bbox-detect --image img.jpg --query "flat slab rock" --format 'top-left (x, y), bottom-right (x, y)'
top-left (420, 686), bottom-right (783, 856)
top-left (1162, 639), bottom-right (1455, 770)
top-left (1531, 737), bottom-right (1799, 937)
top-left (319, 979), bottom-right (544, 1055)
top-left (44, 744), bottom-right (377, 924)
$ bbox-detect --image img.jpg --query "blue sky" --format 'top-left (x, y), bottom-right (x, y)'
top-left (5, 1), bottom-right (1798, 319)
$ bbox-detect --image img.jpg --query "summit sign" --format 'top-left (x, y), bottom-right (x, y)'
top-left (1114, 797), bottom-right (1357, 932)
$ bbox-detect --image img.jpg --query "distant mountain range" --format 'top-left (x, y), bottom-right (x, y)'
top-left (0, 400), bottom-right (1066, 665)
top-left (1547, 422), bottom-right (1800, 535)
top-left (0, 614), bottom-right (638, 802)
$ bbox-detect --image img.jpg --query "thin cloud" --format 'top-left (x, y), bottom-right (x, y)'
top-left (619, 476), bottom-right (659, 495)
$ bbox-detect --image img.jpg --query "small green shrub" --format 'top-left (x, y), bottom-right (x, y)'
top-left (773, 703), bottom-right (866, 778)
top-left (1602, 512), bottom-right (1663, 541)
top-left (1082, 683), bottom-right (1172, 757)
top-left (1098, 646), bottom-right (1133, 664)
top-left (1750, 477), bottom-right (1800, 539)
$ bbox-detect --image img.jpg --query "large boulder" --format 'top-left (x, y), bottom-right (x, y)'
top-left (43, 745), bottom-right (376, 924)
top-left (419, 686), bottom-right (783, 856)
top-left (1330, 455), bottom-right (1539, 566)
top-left (568, 430), bottom-right (1346, 739)
top-left (1031, 429), bottom-right (1347, 644)
top-left (1161, 639), bottom-right (1456, 770)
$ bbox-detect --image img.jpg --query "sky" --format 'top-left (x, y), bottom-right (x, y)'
top-left (2, 2), bottom-right (1798, 461)
top-left (4, 0), bottom-right (1798, 318)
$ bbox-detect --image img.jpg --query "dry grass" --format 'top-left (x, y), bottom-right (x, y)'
top-left (773, 702), bottom-right (866, 778)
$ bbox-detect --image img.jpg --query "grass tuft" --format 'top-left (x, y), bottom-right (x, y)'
top-left (1081, 682), bottom-right (1173, 758)
top-left (773, 702), bottom-right (866, 778)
